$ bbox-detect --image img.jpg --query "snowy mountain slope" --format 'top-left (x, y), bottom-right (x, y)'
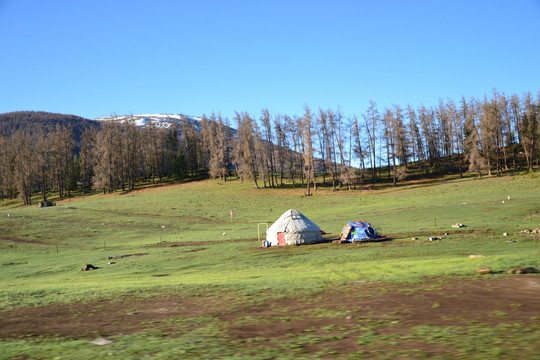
top-left (94, 113), bottom-right (202, 129)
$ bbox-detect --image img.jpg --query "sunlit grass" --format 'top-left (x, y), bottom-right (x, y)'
top-left (1, 173), bottom-right (539, 310)
top-left (0, 173), bottom-right (539, 358)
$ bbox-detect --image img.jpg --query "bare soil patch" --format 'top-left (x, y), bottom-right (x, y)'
top-left (1, 276), bottom-right (539, 356)
top-left (153, 238), bottom-right (258, 247)
top-left (0, 236), bottom-right (55, 245)
top-left (106, 253), bottom-right (148, 260)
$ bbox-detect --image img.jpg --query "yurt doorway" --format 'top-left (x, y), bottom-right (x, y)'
top-left (277, 232), bottom-right (286, 246)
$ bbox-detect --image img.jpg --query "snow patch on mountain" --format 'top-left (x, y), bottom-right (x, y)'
top-left (94, 113), bottom-right (202, 128)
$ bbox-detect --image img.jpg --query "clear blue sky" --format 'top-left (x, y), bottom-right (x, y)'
top-left (1, 0), bottom-right (539, 121)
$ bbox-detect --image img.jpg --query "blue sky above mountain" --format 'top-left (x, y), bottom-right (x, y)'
top-left (1, 0), bottom-right (539, 121)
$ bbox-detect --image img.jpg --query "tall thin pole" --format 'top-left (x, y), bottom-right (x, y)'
top-left (230, 209), bottom-right (234, 238)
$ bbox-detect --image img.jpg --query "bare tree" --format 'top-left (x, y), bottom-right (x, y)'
top-left (234, 112), bottom-right (259, 188)
top-left (456, 97), bottom-right (469, 177)
top-left (200, 114), bottom-right (213, 175)
top-left (204, 113), bottom-right (231, 181)
top-left (381, 108), bottom-right (393, 181)
top-left (480, 96), bottom-right (497, 176)
top-left (253, 120), bottom-right (271, 188)
top-left (49, 124), bottom-right (75, 197)
top-left (318, 108), bottom-right (336, 189)
top-left (260, 108), bottom-right (277, 187)
top-left (0, 136), bottom-right (17, 200)
top-left (419, 105), bottom-right (439, 173)
top-left (496, 92), bottom-right (511, 171)
top-left (123, 117), bottom-right (141, 190)
top-left (298, 106), bottom-right (316, 195)
top-left (35, 128), bottom-right (50, 203)
top-left (92, 120), bottom-right (120, 193)
top-left (436, 100), bottom-right (454, 173)
top-left (509, 94), bottom-right (523, 171)
top-left (521, 92), bottom-right (538, 170)
top-left (363, 101), bottom-right (379, 182)
top-left (285, 115), bottom-right (303, 187)
top-left (329, 109), bottom-right (348, 187)
top-left (13, 131), bottom-right (35, 204)
top-left (340, 164), bottom-right (356, 190)
top-left (407, 104), bottom-right (423, 167)
top-left (465, 98), bottom-right (486, 177)
top-left (179, 116), bottom-right (201, 177)
top-left (486, 91), bottom-right (505, 176)
top-left (382, 106), bottom-right (408, 186)
top-left (352, 115), bottom-right (366, 183)
top-left (393, 105), bottom-right (408, 167)
top-left (79, 127), bottom-right (96, 194)
top-left (273, 113), bottom-right (287, 186)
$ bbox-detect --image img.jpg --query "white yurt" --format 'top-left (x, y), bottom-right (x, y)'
top-left (266, 209), bottom-right (323, 246)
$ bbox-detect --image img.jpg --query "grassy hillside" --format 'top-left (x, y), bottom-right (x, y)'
top-left (1, 174), bottom-right (539, 305)
top-left (0, 174), bottom-right (539, 358)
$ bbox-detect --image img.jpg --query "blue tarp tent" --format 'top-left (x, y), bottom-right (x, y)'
top-left (339, 221), bottom-right (382, 242)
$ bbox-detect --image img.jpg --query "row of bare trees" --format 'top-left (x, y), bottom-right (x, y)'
top-left (0, 91), bottom-right (538, 203)
top-left (0, 124), bottom-right (76, 204)
top-left (226, 91), bottom-right (539, 190)
top-left (355, 91), bottom-right (540, 185)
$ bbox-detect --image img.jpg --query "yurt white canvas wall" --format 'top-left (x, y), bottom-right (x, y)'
top-left (266, 209), bottom-right (323, 246)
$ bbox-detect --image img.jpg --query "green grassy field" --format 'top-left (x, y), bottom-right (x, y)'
top-left (1, 174), bottom-right (539, 359)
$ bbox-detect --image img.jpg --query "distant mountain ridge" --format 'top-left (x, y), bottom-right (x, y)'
top-left (94, 113), bottom-right (203, 129)
top-left (0, 111), bottom-right (99, 140)
top-left (0, 111), bottom-right (208, 139)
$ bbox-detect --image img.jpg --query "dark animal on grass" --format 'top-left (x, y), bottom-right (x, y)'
top-left (81, 264), bottom-right (99, 271)
top-left (507, 267), bottom-right (538, 274)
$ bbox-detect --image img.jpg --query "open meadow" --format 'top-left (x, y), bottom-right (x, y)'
top-left (1, 174), bottom-right (539, 359)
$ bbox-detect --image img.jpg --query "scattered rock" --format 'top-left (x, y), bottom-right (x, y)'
top-left (469, 254), bottom-right (485, 258)
top-left (452, 223), bottom-right (465, 228)
top-left (444, 232), bottom-right (449, 236)
top-left (345, 315), bottom-right (353, 320)
top-left (81, 264), bottom-right (98, 271)
top-left (507, 267), bottom-right (539, 274)
top-left (108, 261), bottom-right (116, 265)
top-left (521, 228), bottom-right (540, 234)
top-left (428, 237), bottom-right (441, 241)
top-left (477, 266), bottom-right (492, 275)
top-left (411, 237), bottom-right (418, 241)
top-left (38, 201), bottom-right (56, 208)
top-left (503, 232), bottom-right (509, 236)
top-left (89, 338), bottom-right (114, 346)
